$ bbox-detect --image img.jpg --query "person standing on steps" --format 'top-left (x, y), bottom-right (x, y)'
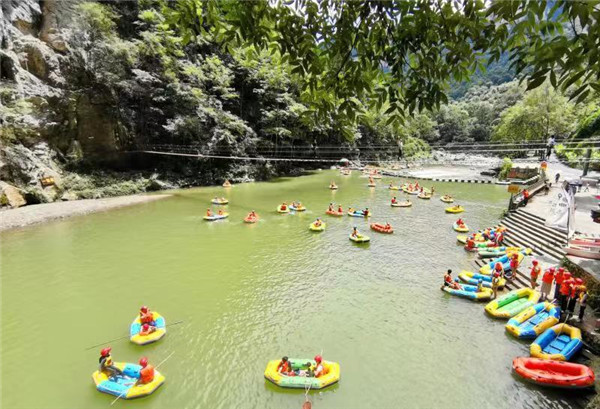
top-left (555, 172), bottom-right (560, 184)
top-left (529, 260), bottom-right (541, 289)
top-left (553, 267), bottom-right (565, 301)
top-left (540, 267), bottom-right (555, 301)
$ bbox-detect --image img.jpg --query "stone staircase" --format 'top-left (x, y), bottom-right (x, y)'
top-left (499, 209), bottom-right (567, 262)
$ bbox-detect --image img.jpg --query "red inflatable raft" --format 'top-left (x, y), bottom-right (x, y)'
top-left (370, 223), bottom-right (393, 234)
top-left (326, 210), bottom-right (344, 217)
top-left (512, 357), bottom-right (595, 389)
top-left (244, 215), bottom-right (259, 223)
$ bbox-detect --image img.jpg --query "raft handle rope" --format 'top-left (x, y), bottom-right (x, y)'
top-left (85, 321), bottom-right (184, 350)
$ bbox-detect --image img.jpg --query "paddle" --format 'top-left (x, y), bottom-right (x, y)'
top-left (109, 351), bottom-right (175, 406)
top-left (85, 321), bottom-right (184, 350)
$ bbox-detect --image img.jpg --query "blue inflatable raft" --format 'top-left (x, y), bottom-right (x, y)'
top-left (530, 324), bottom-right (583, 361)
top-left (505, 302), bottom-right (560, 339)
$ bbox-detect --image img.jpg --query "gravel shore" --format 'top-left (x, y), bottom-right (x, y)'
top-left (0, 194), bottom-right (171, 232)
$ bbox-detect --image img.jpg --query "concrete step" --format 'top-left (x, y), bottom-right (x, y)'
top-left (515, 208), bottom-right (547, 223)
top-left (500, 221), bottom-right (564, 261)
top-left (505, 213), bottom-right (568, 246)
top-left (500, 218), bottom-right (566, 254)
top-left (512, 210), bottom-right (568, 241)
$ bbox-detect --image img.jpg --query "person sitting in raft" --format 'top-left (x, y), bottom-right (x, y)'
top-left (456, 218), bottom-right (464, 226)
top-left (277, 356), bottom-right (294, 376)
top-left (136, 357), bottom-right (155, 385)
top-left (391, 197), bottom-right (398, 204)
top-left (328, 203), bottom-right (334, 211)
top-left (385, 222), bottom-right (391, 230)
top-left (295, 362), bottom-right (314, 377)
top-left (476, 279), bottom-right (484, 293)
top-left (466, 239), bottom-right (476, 250)
top-left (281, 202), bottom-right (288, 211)
top-left (431, 186), bottom-right (435, 194)
top-left (313, 355), bottom-right (325, 378)
top-left (351, 226), bottom-right (359, 237)
top-left (99, 347), bottom-right (123, 379)
top-left (139, 306), bottom-right (155, 325)
top-left (337, 204), bottom-right (343, 213)
top-left (482, 228), bottom-right (491, 241)
top-left (408, 183), bottom-right (413, 190)
top-left (314, 218), bottom-right (322, 227)
top-left (139, 323), bottom-right (156, 336)
top-left (388, 182), bottom-right (395, 189)
top-left (206, 208), bottom-right (213, 217)
top-left (443, 269), bottom-right (461, 290)
top-left (369, 176), bottom-right (374, 184)
top-left (415, 182), bottom-right (420, 189)
top-left (218, 209), bottom-right (224, 215)
top-left (250, 210), bottom-right (257, 218)
top-left (363, 208), bottom-right (370, 217)
top-left (420, 187), bottom-right (424, 193)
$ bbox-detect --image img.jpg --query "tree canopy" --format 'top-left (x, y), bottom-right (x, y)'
top-left (166, 0), bottom-right (600, 135)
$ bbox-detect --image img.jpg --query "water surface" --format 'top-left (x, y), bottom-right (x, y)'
top-left (0, 171), bottom-right (581, 408)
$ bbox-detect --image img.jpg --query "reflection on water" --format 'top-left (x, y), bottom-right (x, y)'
top-left (0, 171), bottom-right (583, 408)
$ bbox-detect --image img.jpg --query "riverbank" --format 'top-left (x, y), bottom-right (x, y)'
top-left (0, 193), bottom-right (171, 232)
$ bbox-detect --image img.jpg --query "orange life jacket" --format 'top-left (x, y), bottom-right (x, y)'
top-left (139, 365), bottom-right (155, 384)
top-left (140, 312), bottom-right (153, 324)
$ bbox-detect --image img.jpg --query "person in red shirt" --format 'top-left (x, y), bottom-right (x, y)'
top-left (391, 197), bottom-right (398, 204)
top-left (494, 262), bottom-right (505, 279)
top-left (540, 267), bottom-right (555, 301)
top-left (559, 276), bottom-right (573, 311)
top-left (136, 357), bottom-right (155, 385)
top-left (529, 260), bottom-right (541, 289)
top-left (567, 278), bottom-right (584, 314)
top-left (442, 269), bottom-right (461, 290)
top-left (276, 356), bottom-right (294, 376)
top-left (508, 253), bottom-right (519, 279)
top-left (139, 306), bottom-right (154, 325)
top-left (553, 267), bottom-right (565, 300)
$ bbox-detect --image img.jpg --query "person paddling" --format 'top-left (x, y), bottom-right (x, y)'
top-left (139, 306), bottom-right (154, 325)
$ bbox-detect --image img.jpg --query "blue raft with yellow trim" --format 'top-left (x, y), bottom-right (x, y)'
top-left (441, 283), bottom-right (493, 301)
top-left (530, 324), bottom-right (583, 361)
top-left (505, 302), bottom-right (560, 339)
top-left (92, 362), bottom-right (165, 399)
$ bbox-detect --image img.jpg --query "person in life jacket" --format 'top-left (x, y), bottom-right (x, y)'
top-left (553, 267), bottom-right (565, 300)
top-left (509, 253), bottom-right (519, 274)
top-left (277, 356), bottom-right (294, 376)
top-left (139, 323), bottom-right (157, 336)
top-left (351, 226), bottom-right (359, 238)
top-left (139, 306), bottom-right (155, 325)
top-left (363, 208), bottom-right (370, 217)
top-left (456, 218), bottom-right (464, 226)
top-left (567, 278), bottom-right (584, 314)
top-left (206, 208), bottom-right (213, 217)
top-left (385, 222), bottom-right (391, 230)
top-left (540, 267), bottom-right (555, 301)
top-left (559, 275), bottom-right (573, 312)
top-left (314, 218), bottom-right (322, 227)
top-left (494, 262), bottom-right (505, 279)
top-left (442, 269), bottom-right (461, 290)
top-left (466, 239), bottom-right (476, 250)
top-left (491, 272), bottom-right (501, 299)
top-left (250, 210), bottom-right (257, 218)
top-left (482, 229), bottom-right (491, 241)
top-left (328, 203), bottom-right (334, 211)
top-left (337, 204), bottom-right (343, 213)
top-left (529, 260), bottom-right (541, 289)
top-left (494, 231), bottom-right (504, 246)
top-left (313, 355), bottom-right (325, 378)
top-left (99, 347), bottom-right (123, 378)
top-left (391, 197), bottom-right (398, 204)
top-left (136, 357), bottom-right (155, 385)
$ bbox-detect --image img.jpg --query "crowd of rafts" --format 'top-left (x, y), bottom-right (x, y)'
top-left (91, 168), bottom-right (595, 404)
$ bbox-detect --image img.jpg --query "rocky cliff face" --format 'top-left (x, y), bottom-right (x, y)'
top-left (0, 0), bottom-right (135, 207)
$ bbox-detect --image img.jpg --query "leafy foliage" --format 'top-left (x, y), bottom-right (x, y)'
top-left (167, 0), bottom-right (600, 128)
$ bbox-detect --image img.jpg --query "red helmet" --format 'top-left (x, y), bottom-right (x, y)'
top-left (549, 267), bottom-right (556, 272)
top-left (512, 253), bottom-right (518, 258)
top-left (142, 323), bottom-right (150, 330)
top-left (494, 272), bottom-right (500, 277)
top-left (575, 278), bottom-right (584, 285)
top-left (564, 272), bottom-right (572, 279)
top-left (314, 355), bottom-right (322, 363)
top-left (532, 260), bottom-right (538, 265)
top-left (495, 263), bottom-right (502, 270)
top-left (139, 357), bottom-right (148, 367)
top-left (101, 347), bottom-right (112, 357)
top-left (558, 267), bottom-right (565, 273)
top-left (140, 306), bottom-right (148, 313)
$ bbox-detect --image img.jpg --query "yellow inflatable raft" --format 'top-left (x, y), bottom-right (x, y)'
top-left (440, 195), bottom-right (454, 203)
top-left (309, 221), bottom-right (326, 232)
top-left (445, 205), bottom-right (464, 213)
top-left (92, 362), bottom-right (165, 399)
top-left (264, 359), bottom-right (340, 389)
top-left (485, 288), bottom-right (541, 319)
top-left (129, 312), bottom-right (166, 345)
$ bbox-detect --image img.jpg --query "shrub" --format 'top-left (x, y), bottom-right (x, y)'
top-left (498, 157), bottom-right (512, 180)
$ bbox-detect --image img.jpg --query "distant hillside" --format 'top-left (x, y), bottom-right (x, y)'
top-left (450, 53), bottom-right (515, 100)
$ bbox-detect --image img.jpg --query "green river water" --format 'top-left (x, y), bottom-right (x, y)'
top-left (0, 170), bottom-right (584, 408)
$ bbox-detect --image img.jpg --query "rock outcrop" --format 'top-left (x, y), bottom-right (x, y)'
top-left (0, 181), bottom-right (27, 208)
